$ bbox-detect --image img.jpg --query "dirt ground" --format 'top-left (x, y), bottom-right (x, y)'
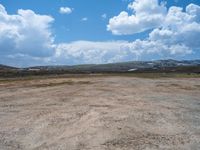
top-left (0, 75), bottom-right (200, 150)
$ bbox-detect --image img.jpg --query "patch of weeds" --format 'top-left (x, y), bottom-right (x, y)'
top-left (35, 80), bottom-right (92, 87)
top-left (170, 83), bottom-right (180, 87)
top-left (195, 85), bottom-right (200, 89)
top-left (77, 81), bottom-right (91, 84)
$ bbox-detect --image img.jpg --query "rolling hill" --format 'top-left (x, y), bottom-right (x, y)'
top-left (0, 59), bottom-right (200, 77)
top-left (27, 59), bottom-right (200, 73)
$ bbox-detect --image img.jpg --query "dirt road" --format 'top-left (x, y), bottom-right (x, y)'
top-left (0, 76), bottom-right (200, 150)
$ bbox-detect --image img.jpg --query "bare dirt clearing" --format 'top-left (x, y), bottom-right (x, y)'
top-left (0, 76), bottom-right (200, 150)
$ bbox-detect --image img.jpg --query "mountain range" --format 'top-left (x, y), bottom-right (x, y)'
top-left (27, 59), bottom-right (200, 73)
top-left (0, 59), bottom-right (200, 77)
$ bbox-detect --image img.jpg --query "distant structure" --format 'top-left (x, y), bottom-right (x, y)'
top-left (128, 68), bottom-right (138, 72)
top-left (28, 68), bottom-right (40, 71)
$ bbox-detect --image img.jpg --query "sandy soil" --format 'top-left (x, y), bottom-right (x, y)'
top-left (0, 76), bottom-right (200, 150)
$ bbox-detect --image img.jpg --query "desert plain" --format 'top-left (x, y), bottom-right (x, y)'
top-left (0, 75), bottom-right (200, 150)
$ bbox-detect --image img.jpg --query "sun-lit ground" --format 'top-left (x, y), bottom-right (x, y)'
top-left (0, 75), bottom-right (200, 150)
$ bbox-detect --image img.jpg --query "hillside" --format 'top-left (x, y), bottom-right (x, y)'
top-left (0, 64), bottom-right (18, 70)
top-left (0, 59), bottom-right (200, 77)
top-left (27, 59), bottom-right (200, 73)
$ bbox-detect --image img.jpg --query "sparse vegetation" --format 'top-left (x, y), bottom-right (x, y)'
top-left (34, 80), bottom-right (92, 87)
top-left (0, 76), bottom-right (199, 149)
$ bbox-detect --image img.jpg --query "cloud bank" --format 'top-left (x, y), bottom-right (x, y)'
top-left (106, 0), bottom-right (200, 60)
top-left (0, 1), bottom-right (200, 67)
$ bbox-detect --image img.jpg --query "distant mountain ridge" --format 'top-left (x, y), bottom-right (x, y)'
top-left (1, 59), bottom-right (200, 75)
top-left (0, 64), bottom-right (18, 70)
top-left (27, 59), bottom-right (200, 72)
top-left (0, 59), bottom-right (200, 71)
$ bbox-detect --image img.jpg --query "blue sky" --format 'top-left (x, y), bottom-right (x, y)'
top-left (0, 0), bottom-right (150, 42)
top-left (0, 0), bottom-right (200, 67)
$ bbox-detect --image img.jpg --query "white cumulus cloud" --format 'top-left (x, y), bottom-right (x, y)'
top-left (81, 17), bottom-right (88, 21)
top-left (55, 41), bottom-right (140, 64)
top-left (0, 4), bottom-right (55, 57)
top-left (107, 0), bottom-right (167, 35)
top-left (149, 4), bottom-right (200, 50)
top-left (101, 13), bottom-right (107, 19)
top-left (0, 2), bottom-right (200, 67)
top-left (59, 7), bottom-right (73, 14)
top-left (54, 40), bottom-right (192, 65)
top-left (107, 1), bottom-right (200, 60)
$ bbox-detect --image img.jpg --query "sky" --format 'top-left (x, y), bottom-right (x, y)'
top-left (0, 0), bottom-right (200, 67)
